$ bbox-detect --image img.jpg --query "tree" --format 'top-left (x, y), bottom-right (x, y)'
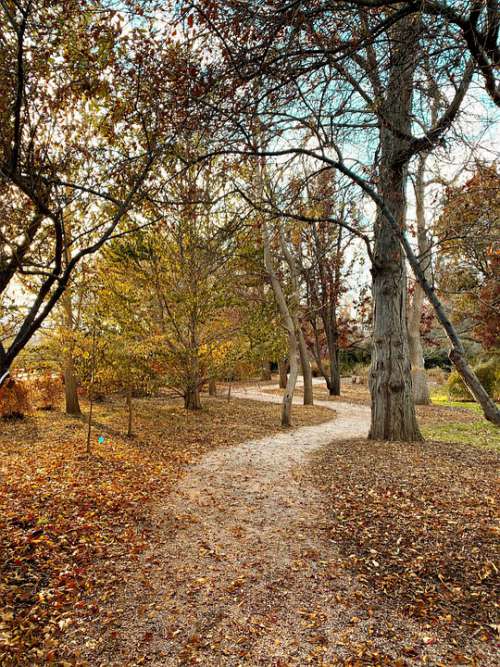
top-left (292, 172), bottom-right (358, 396)
top-left (435, 162), bottom-right (500, 351)
top-left (407, 154), bottom-right (433, 405)
top-left (0, 0), bottom-right (191, 384)
top-left (182, 0), bottom-right (500, 429)
top-left (98, 154), bottom-right (241, 410)
top-left (279, 224), bottom-right (314, 406)
top-left (262, 218), bottom-right (300, 426)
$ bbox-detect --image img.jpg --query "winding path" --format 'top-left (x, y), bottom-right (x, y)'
top-left (90, 390), bottom-right (371, 665)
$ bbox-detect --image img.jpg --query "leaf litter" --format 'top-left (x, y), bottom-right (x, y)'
top-left (0, 395), bottom-right (332, 665)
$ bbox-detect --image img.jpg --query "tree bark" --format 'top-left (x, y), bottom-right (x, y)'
top-left (407, 155), bottom-right (431, 405)
top-left (64, 356), bottom-right (81, 415)
top-left (346, 126), bottom-right (500, 427)
top-left (369, 17), bottom-right (422, 442)
top-left (326, 328), bottom-right (341, 395)
top-left (208, 378), bottom-right (217, 396)
top-left (297, 327), bottom-right (313, 405)
top-left (305, 219), bottom-right (343, 396)
top-left (261, 360), bottom-right (272, 381)
top-left (408, 292), bottom-right (430, 405)
top-left (262, 220), bottom-right (299, 426)
top-left (279, 226), bottom-right (313, 405)
top-left (61, 221), bottom-right (81, 415)
top-left (282, 347), bottom-right (299, 427)
top-left (278, 359), bottom-right (288, 388)
top-left (184, 383), bottom-right (202, 410)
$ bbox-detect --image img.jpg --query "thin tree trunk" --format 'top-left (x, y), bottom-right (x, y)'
top-left (86, 392), bottom-right (94, 455)
top-left (126, 387), bottom-right (133, 437)
top-left (185, 327), bottom-right (202, 410)
top-left (62, 221), bottom-right (81, 416)
top-left (261, 360), bottom-right (272, 381)
top-left (208, 378), bottom-right (217, 396)
top-left (369, 17), bottom-right (422, 441)
top-left (297, 327), bottom-right (313, 405)
top-left (408, 155), bottom-right (431, 405)
top-left (408, 285), bottom-right (431, 405)
top-left (279, 226), bottom-right (313, 405)
top-left (282, 348), bottom-right (299, 427)
top-left (278, 358), bottom-right (288, 389)
top-left (326, 328), bottom-right (341, 395)
top-left (326, 225), bottom-right (343, 396)
top-left (62, 291), bottom-right (81, 415)
top-left (262, 221), bottom-right (299, 426)
top-left (86, 325), bottom-right (97, 455)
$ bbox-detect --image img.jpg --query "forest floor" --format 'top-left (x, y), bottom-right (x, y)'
top-left (265, 379), bottom-right (500, 450)
top-left (0, 394), bottom-right (332, 666)
top-left (1, 384), bottom-right (498, 665)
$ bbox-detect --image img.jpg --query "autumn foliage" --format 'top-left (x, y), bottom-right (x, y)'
top-left (32, 374), bottom-right (63, 411)
top-left (0, 378), bottom-right (30, 419)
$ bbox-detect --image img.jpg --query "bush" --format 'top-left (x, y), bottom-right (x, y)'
top-left (424, 349), bottom-right (452, 370)
top-left (32, 373), bottom-right (63, 410)
top-left (448, 358), bottom-right (500, 402)
top-left (0, 378), bottom-right (31, 419)
top-left (351, 362), bottom-right (370, 380)
top-left (310, 362), bottom-right (328, 378)
top-left (427, 367), bottom-right (448, 385)
top-left (339, 349), bottom-right (371, 375)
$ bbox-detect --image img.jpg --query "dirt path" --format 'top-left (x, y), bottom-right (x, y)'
top-left (81, 391), bottom-right (374, 665)
top-left (75, 390), bottom-right (497, 666)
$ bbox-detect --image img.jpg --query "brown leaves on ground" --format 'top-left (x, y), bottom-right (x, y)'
top-left (0, 395), bottom-right (332, 665)
top-left (310, 439), bottom-right (500, 664)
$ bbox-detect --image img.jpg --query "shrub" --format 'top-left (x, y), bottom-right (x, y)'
top-left (424, 349), bottom-right (452, 370)
top-left (427, 367), bottom-right (448, 385)
top-left (310, 362), bottom-right (328, 378)
top-left (339, 348), bottom-right (371, 375)
top-left (0, 378), bottom-right (31, 419)
top-left (351, 362), bottom-right (370, 380)
top-left (448, 358), bottom-right (500, 402)
top-left (32, 373), bottom-right (63, 410)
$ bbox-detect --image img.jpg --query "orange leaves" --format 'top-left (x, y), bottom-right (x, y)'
top-left (0, 395), bottom-right (331, 663)
top-left (0, 378), bottom-right (31, 419)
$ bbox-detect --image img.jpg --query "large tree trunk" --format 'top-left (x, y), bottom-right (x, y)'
top-left (278, 359), bottom-right (288, 388)
top-left (369, 17), bottom-right (422, 441)
top-left (407, 155), bottom-right (431, 405)
top-left (370, 238), bottom-right (421, 441)
top-left (397, 228), bottom-right (500, 424)
top-left (184, 384), bottom-right (202, 410)
top-left (184, 353), bottom-right (202, 410)
top-left (64, 354), bottom-right (81, 415)
top-left (360, 140), bottom-right (500, 428)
